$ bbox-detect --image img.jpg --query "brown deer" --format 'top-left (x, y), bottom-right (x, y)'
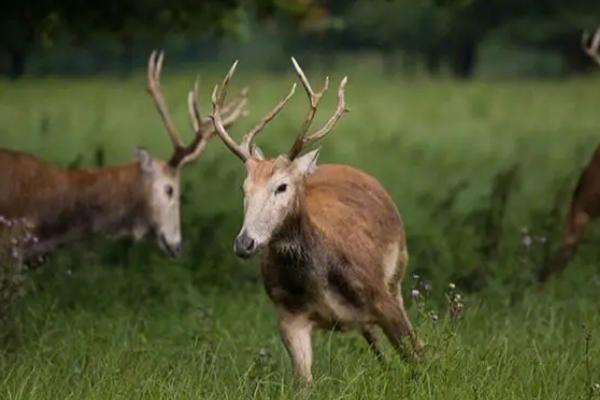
top-left (539, 25), bottom-right (600, 282)
top-left (209, 59), bottom-right (423, 383)
top-left (0, 51), bottom-right (247, 263)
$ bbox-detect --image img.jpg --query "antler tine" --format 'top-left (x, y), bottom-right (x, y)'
top-left (300, 77), bottom-right (348, 149)
top-left (288, 58), bottom-right (348, 160)
top-left (582, 25), bottom-right (600, 66)
top-left (188, 77), bottom-right (203, 133)
top-left (177, 78), bottom-right (249, 167)
top-left (147, 50), bottom-right (184, 149)
top-left (220, 87), bottom-right (249, 116)
top-left (221, 94), bottom-right (249, 128)
top-left (195, 90), bottom-right (249, 133)
top-left (210, 61), bottom-right (250, 161)
top-left (290, 57), bottom-right (329, 152)
top-left (240, 83), bottom-right (297, 155)
top-left (174, 81), bottom-right (210, 167)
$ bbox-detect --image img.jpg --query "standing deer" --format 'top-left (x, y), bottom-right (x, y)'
top-left (0, 51), bottom-right (247, 263)
top-left (539, 25), bottom-right (600, 282)
top-left (209, 59), bottom-right (423, 383)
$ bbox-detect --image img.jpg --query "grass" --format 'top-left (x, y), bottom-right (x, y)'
top-left (0, 62), bottom-right (599, 399)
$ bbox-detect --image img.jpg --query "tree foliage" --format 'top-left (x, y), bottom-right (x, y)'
top-left (2, 0), bottom-right (600, 78)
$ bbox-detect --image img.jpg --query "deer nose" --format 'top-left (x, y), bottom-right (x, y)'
top-left (172, 241), bottom-right (182, 257)
top-left (160, 234), bottom-right (182, 258)
top-left (234, 230), bottom-right (256, 258)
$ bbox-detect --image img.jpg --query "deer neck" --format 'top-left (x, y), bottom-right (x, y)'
top-left (269, 193), bottom-right (316, 259)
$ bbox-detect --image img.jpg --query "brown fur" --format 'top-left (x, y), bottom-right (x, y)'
top-left (0, 148), bottom-right (167, 261)
top-left (252, 162), bottom-right (421, 383)
top-left (539, 144), bottom-right (600, 282)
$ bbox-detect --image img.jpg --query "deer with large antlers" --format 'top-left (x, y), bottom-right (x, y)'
top-left (0, 51), bottom-right (246, 262)
top-left (539, 25), bottom-right (600, 282)
top-left (210, 58), bottom-right (423, 383)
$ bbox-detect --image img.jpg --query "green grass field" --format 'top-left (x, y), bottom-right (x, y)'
top-left (0, 63), bottom-right (599, 399)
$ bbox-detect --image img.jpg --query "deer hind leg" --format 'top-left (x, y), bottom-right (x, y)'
top-left (385, 245), bottom-right (424, 356)
top-left (278, 311), bottom-right (314, 384)
top-left (361, 325), bottom-right (385, 363)
top-left (539, 207), bottom-right (590, 282)
top-left (372, 293), bottom-right (423, 360)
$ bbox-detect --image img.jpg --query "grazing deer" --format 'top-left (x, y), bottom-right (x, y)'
top-left (210, 59), bottom-right (423, 383)
top-left (0, 51), bottom-right (246, 263)
top-left (539, 25), bottom-right (600, 282)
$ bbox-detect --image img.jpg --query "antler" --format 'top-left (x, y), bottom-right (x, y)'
top-left (287, 57), bottom-right (348, 160)
top-left (582, 25), bottom-right (600, 66)
top-left (147, 50), bottom-right (248, 168)
top-left (210, 61), bottom-right (297, 162)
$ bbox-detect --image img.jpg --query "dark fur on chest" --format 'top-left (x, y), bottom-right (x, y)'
top-left (262, 212), bottom-right (364, 315)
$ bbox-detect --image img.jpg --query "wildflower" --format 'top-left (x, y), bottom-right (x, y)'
top-left (592, 382), bottom-right (600, 393)
top-left (423, 281), bottom-right (432, 293)
top-left (412, 274), bottom-right (420, 280)
top-left (411, 289), bottom-right (420, 299)
top-left (431, 313), bottom-right (439, 322)
top-left (258, 348), bottom-right (269, 358)
top-left (522, 235), bottom-right (533, 248)
top-left (448, 282), bottom-right (456, 290)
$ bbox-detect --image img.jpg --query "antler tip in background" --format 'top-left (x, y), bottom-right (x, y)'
top-left (210, 84), bottom-right (219, 106)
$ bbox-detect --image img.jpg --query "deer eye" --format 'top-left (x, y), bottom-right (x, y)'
top-left (165, 185), bottom-right (174, 198)
top-left (275, 183), bottom-right (288, 194)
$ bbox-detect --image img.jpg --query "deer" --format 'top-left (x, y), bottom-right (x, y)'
top-left (539, 25), bottom-right (600, 282)
top-left (209, 58), bottom-right (423, 383)
top-left (0, 51), bottom-right (247, 264)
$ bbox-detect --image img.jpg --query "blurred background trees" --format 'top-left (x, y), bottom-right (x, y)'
top-left (1, 0), bottom-right (600, 79)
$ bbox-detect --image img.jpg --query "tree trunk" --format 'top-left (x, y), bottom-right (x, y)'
top-left (424, 48), bottom-right (442, 75)
top-left (450, 39), bottom-right (477, 79)
top-left (8, 49), bottom-right (26, 79)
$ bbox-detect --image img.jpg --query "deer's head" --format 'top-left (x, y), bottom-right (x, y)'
top-left (141, 51), bottom-right (247, 257)
top-left (209, 59), bottom-right (347, 258)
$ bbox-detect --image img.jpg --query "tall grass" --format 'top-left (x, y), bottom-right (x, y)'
top-left (0, 65), bottom-right (599, 399)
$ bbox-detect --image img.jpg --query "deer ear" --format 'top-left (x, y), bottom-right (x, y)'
top-left (135, 147), bottom-right (154, 176)
top-left (293, 148), bottom-right (319, 176)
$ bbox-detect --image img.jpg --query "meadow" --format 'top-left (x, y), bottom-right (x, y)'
top-left (0, 60), bottom-right (599, 399)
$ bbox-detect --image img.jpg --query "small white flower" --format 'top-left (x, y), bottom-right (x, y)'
top-left (522, 235), bottom-right (533, 248)
top-left (411, 289), bottom-right (420, 298)
top-left (592, 382), bottom-right (600, 392)
top-left (448, 283), bottom-right (456, 290)
top-left (258, 348), bottom-right (269, 357)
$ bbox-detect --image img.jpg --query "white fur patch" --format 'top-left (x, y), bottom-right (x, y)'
top-left (382, 242), bottom-right (400, 285)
